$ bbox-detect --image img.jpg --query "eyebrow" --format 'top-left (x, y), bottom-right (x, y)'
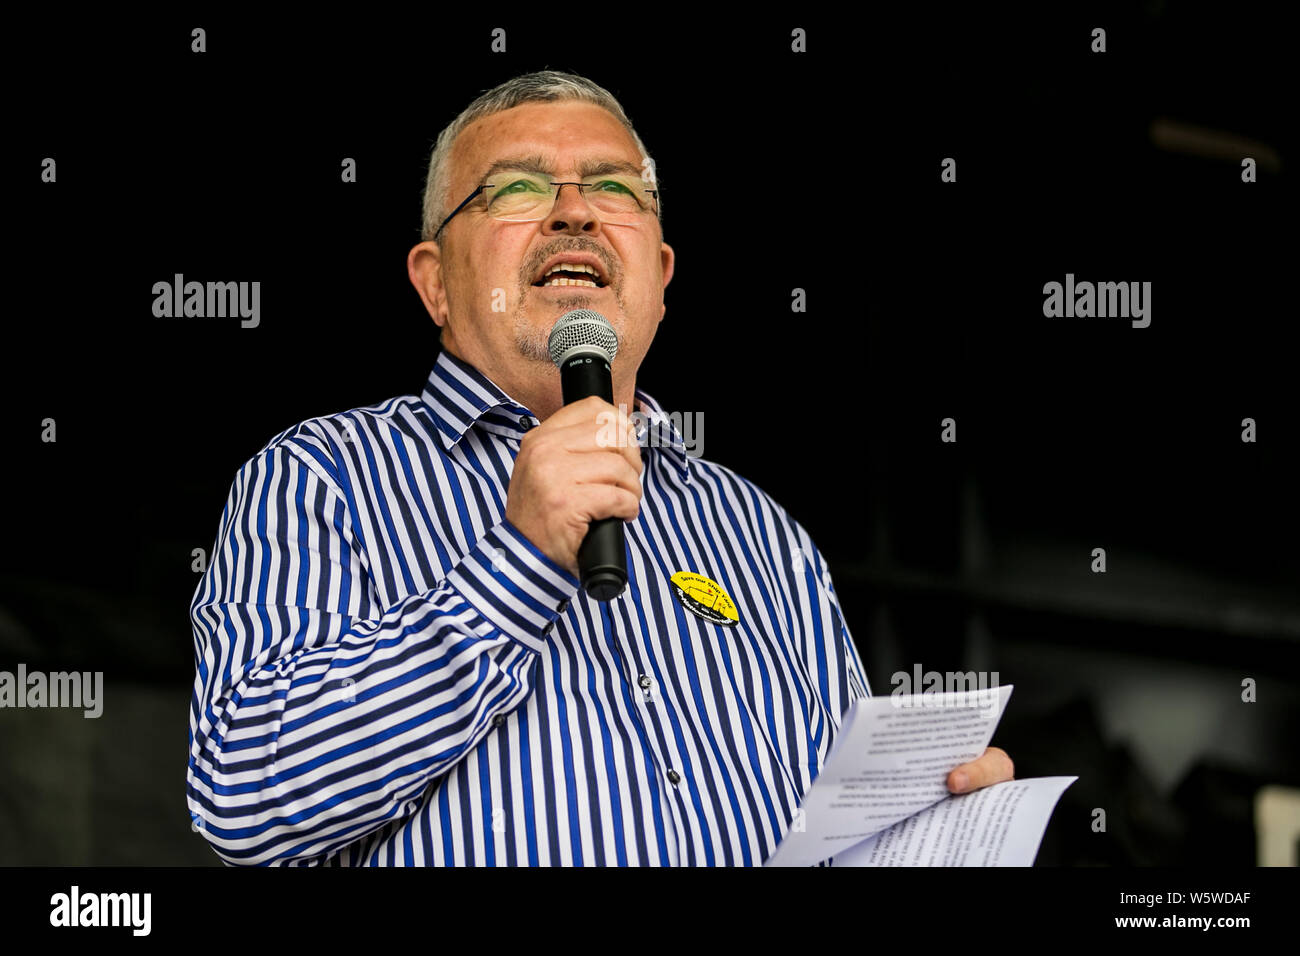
top-left (478, 154), bottom-right (645, 182)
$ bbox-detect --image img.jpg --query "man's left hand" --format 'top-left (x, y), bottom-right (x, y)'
top-left (946, 746), bottom-right (1015, 794)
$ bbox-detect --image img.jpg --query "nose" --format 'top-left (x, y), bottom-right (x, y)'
top-left (541, 182), bottom-right (602, 236)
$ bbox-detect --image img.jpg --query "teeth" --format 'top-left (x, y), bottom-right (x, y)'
top-left (541, 277), bottom-right (598, 287)
top-left (542, 262), bottom-right (600, 279)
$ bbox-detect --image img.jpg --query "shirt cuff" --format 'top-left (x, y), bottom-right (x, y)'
top-left (444, 519), bottom-right (581, 654)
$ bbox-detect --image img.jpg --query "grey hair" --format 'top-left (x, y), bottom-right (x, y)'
top-left (420, 70), bottom-right (660, 244)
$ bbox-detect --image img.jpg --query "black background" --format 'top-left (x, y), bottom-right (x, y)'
top-left (2, 2), bottom-right (1296, 873)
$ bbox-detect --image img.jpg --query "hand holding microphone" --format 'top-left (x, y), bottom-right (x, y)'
top-left (503, 310), bottom-right (638, 601)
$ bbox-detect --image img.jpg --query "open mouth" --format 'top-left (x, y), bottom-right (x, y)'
top-left (532, 261), bottom-right (608, 289)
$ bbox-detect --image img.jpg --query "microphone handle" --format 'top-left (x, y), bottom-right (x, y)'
top-left (560, 352), bottom-right (628, 601)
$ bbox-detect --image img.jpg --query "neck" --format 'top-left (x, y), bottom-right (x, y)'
top-left (444, 340), bottom-right (638, 422)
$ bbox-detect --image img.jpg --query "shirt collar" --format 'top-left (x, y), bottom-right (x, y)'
top-left (631, 387), bottom-right (693, 482)
top-left (421, 350), bottom-right (693, 481)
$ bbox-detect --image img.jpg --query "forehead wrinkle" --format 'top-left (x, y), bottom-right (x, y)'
top-left (476, 154), bottom-right (645, 183)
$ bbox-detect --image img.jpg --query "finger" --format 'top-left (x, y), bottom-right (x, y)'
top-left (947, 746), bottom-right (1015, 794)
top-left (546, 416), bottom-right (644, 475)
top-left (567, 451), bottom-right (644, 498)
top-left (574, 483), bottom-right (641, 523)
top-left (540, 394), bottom-right (611, 426)
top-left (539, 394), bottom-right (621, 432)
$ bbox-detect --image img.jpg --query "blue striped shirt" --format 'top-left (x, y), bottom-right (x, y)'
top-left (187, 349), bottom-right (872, 865)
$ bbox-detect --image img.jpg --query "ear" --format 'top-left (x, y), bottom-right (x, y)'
top-left (407, 240), bottom-right (448, 327)
top-left (658, 241), bottom-right (675, 320)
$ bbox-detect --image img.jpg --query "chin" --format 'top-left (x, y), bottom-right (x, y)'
top-left (547, 296), bottom-right (598, 313)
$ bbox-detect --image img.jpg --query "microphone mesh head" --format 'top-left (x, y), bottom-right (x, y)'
top-left (547, 309), bottom-right (620, 367)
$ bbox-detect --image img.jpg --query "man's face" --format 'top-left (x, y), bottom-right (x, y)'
top-left (419, 100), bottom-right (674, 409)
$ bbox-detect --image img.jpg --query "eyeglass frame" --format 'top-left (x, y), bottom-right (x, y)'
top-left (433, 175), bottom-right (660, 242)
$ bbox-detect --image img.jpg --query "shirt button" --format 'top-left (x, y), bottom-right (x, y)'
top-left (542, 621), bottom-right (554, 635)
top-left (667, 769), bottom-right (681, 786)
top-left (493, 714), bottom-right (505, 727)
top-left (518, 416), bottom-right (535, 431)
top-left (638, 675), bottom-right (651, 690)
top-left (556, 598), bottom-right (569, 613)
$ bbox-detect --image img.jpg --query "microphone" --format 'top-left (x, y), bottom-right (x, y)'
top-left (547, 309), bottom-right (628, 602)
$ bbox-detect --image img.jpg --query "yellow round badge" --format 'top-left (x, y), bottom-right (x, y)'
top-left (669, 571), bottom-right (739, 627)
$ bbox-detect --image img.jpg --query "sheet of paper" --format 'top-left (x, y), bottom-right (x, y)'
top-left (831, 775), bottom-right (1077, 866)
top-left (766, 684), bottom-right (1013, 867)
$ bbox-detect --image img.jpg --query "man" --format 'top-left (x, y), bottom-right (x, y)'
top-left (187, 70), bottom-right (1013, 866)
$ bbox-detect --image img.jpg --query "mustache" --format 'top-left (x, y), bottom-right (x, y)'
top-left (524, 245), bottom-right (615, 283)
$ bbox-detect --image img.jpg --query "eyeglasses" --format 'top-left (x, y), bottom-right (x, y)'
top-left (434, 170), bottom-right (659, 241)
